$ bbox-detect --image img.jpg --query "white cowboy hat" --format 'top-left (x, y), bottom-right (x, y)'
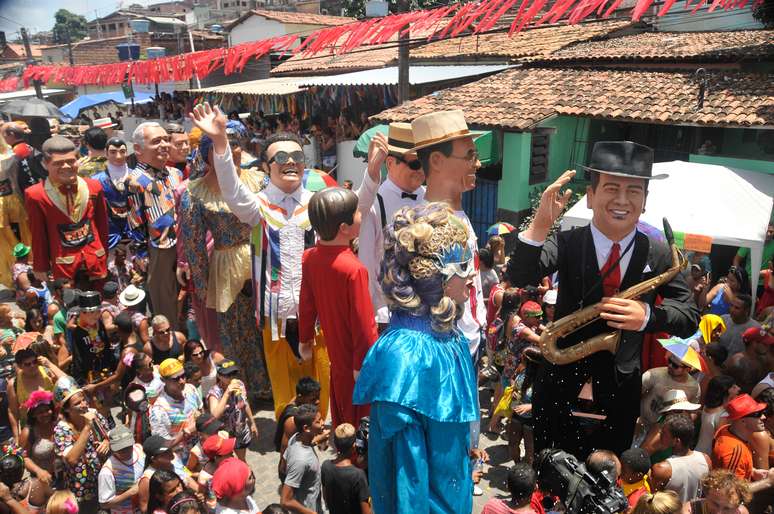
top-left (119, 284), bottom-right (146, 307)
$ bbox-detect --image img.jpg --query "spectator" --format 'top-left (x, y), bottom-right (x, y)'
top-left (695, 375), bottom-right (739, 454)
top-left (78, 127), bottom-right (109, 177)
top-left (620, 448), bottom-right (651, 508)
top-left (281, 404), bottom-right (323, 514)
top-left (124, 383), bottom-right (152, 444)
top-left (147, 469), bottom-right (183, 514)
top-left (542, 289), bottom-right (556, 324)
top-left (18, 390), bottom-right (57, 491)
top-left (712, 394), bottom-right (767, 479)
top-left (1, 452), bottom-right (52, 513)
top-left (649, 413), bottom-right (711, 502)
top-left (212, 457), bottom-right (259, 514)
top-left (718, 294), bottom-right (760, 357)
top-left (631, 491), bottom-right (681, 514)
top-left (138, 436), bottom-right (188, 513)
top-left (198, 432), bottom-right (236, 510)
top-left (479, 463), bottom-right (538, 514)
top-left (683, 469), bottom-right (751, 514)
top-left (704, 266), bottom-right (749, 316)
top-left (206, 360), bottom-right (258, 461)
top-left (98, 424), bottom-right (145, 513)
top-left (638, 354), bottom-right (701, 439)
top-left (7, 348), bottom-right (60, 428)
top-left (276, 378), bottom-right (323, 480)
top-left (321, 423), bottom-right (371, 514)
top-left (44, 490), bottom-right (80, 514)
top-left (130, 352), bottom-right (164, 403)
top-left (145, 315), bottom-right (186, 365)
top-left (167, 491), bottom-right (202, 514)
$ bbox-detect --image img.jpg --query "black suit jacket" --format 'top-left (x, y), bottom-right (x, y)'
top-left (506, 225), bottom-right (699, 375)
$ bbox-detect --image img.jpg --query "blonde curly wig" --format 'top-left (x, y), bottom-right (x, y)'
top-left (380, 202), bottom-right (470, 333)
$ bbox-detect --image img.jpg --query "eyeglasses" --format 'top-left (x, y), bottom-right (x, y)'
top-left (168, 374), bottom-right (186, 382)
top-left (667, 360), bottom-right (689, 369)
top-left (268, 150), bottom-right (305, 165)
top-left (448, 151), bottom-right (479, 164)
top-left (190, 350), bottom-right (204, 358)
top-left (392, 154), bottom-right (422, 171)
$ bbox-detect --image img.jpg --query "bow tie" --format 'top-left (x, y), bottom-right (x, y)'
top-left (58, 184), bottom-right (76, 195)
top-left (401, 192), bottom-right (418, 200)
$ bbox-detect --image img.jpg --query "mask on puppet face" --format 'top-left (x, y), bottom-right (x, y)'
top-left (430, 217), bottom-right (474, 282)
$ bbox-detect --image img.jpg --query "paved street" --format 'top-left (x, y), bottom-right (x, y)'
top-left (246, 389), bottom-right (513, 512)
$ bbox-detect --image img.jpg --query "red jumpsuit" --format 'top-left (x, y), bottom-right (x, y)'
top-left (25, 177), bottom-right (109, 281)
top-left (299, 244), bottom-right (378, 428)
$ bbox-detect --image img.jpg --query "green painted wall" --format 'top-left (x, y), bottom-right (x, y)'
top-left (498, 131), bottom-right (532, 213)
top-left (689, 154), bottom-right (774, 174)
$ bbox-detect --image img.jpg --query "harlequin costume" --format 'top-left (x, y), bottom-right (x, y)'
top-left (0, 155), bottom-right (32, 287)
top-left (24, 175), bottom-right (109, 281)
top-left (299, 244), bottom-right (377, 428)
top-left (92, 164), bottom-right (145, 249)
top-left (212, 146), bottom-right (332, 420)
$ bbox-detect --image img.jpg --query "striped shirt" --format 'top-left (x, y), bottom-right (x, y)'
top-left (149, 384), bottom-right (202, 462)
top-left (712, 425), bottom-right (753, 480)
top-left (98, 444), bottom-right (145, 514)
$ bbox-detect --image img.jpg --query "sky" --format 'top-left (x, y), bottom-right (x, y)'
top-left (0, 0), bottom-right (155, 40)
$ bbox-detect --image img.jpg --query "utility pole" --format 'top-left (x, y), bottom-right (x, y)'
top-left (20, 27), bottom-right (43, 99)
top-left (188, 30), bottom-right (201, 89)
top-left (65, 27), bottom-right (75, 66)
top-left (397, 0), bottom-right (409, 104)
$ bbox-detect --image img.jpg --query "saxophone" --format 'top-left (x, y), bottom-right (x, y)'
top-left (539, 218), bottom-right (687, 365)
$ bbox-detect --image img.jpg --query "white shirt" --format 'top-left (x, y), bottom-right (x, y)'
top-left (357, 173), bottom-right (425, 323)
top-left (454, 210), bottom-right (486, 355)
top-left (107, 162), bottom-right (129, 184)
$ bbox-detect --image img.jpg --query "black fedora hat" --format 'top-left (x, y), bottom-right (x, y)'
top-left (581, 141), bottom-right (667, 180)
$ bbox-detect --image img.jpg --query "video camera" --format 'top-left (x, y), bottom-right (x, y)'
top-left (536, 449), bottom-right (628, 514)
top-left (354, 416), bottom-right (369, 456)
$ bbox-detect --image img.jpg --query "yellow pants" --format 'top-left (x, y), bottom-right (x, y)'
top-left (0, 196), bottom-right (31, 288)
top-left (262, 318), bottom-right (330, 421)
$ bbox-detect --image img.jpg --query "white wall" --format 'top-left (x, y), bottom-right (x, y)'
top-left (229, 16), bottom-right (287, 45)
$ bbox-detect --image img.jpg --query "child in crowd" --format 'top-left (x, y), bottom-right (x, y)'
top-left (11, 244), bottom-right (32, 284)
top-left (321, 423), bottom-right (371, 514)
top-left (620, 447), bottom-right (651, 508)
top-left (281, 404), bottom-right (324, 514)
top-left (480, 463), bottom-right (539, 514)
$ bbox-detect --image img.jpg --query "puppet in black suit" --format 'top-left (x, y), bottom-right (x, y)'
top-left (506, 141), bottom-right (699, 459)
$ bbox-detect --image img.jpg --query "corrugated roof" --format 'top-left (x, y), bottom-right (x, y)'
top-left (298, 65), bottom-right (514, 86)
top-left (189, 76), bottom-right (307, 96)
top-left (0, 88), bottom-right (67, 101)
top-left (228, 9), bottom-right (355, 31)
top-left (372, 67), bottom-right (774, 130)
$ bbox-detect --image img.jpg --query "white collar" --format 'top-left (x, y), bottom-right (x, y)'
top-left (107, 162), bottom-right (128, 182)
top-left (264, 181), bottom-right (304, 203)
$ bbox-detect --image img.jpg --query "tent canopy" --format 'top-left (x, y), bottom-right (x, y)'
top-left (561, 160), bottom-right (773, 294)
top-left (60, 91), bottom-right (154, 118)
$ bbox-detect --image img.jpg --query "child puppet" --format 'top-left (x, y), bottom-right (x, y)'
top-left (299, 187), bottom-right (378, 428)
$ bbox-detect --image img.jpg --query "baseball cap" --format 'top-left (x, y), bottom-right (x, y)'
top-left (143, 435), bottom-right (172, 457)
top-left (108, 424), bottom-right (134, 452)
top-left (742, 326), bottom-right (774, 346)
top-left (216, 360), bottom-right (240, 376)
top-left (726, 394), bottom-right (767, 421)
top-left (212, 457), bottom-right (250, 499)
top-left (159, 358), bottom-right (185, 379)
top-left (202, 432), bottom-right (236, 459)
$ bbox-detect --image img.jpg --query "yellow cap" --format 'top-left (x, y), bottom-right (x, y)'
top-left (159, 358), bottom-right (184, 378)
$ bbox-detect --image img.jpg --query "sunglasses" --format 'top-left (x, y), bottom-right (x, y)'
top-left (667, 360), bottom-right (690, 369)
top-left (392, 154), bottom-right (422, 171)
top-left (190, 350), bottom-right (204, 358)
top-left (167, 374), bottom-right (186, 382)
top-left (155, 329), bottom-right (170, 336)
top-left (268, 150), bottom-right (305, 165)
top-left (744, 410), bottom-right (764, 419)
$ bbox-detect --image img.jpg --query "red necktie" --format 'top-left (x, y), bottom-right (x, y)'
top-left (601, 242), bottom-right (621, 297)
top-left (58, 184), bottom-right (76, 217)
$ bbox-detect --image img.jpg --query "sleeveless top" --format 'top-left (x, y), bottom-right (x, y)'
top-left (695, 408), bottom-right (727, 455)
top-left (12, 478), bottom-right (45, 514)
top-left (29, 431), bottom-right (56, 473)
top-left (199, 356), bottom-right (217, 399)
top-left (150, 333), bottom-right (183, 365)
top-left (665, 451), bottom-right (709, 502)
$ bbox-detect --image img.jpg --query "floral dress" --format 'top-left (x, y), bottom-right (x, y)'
top-left (501, 321), bottom-right (535, 386)
top-left (53, 410), bottom-right (110, 503)
top-left (178, 171), bottom-right (271, 399)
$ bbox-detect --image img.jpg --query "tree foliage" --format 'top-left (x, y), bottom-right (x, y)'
top-left (752, 0), bottom-right (774, 27)
top-left (52, 9), bottom-right (88, 44)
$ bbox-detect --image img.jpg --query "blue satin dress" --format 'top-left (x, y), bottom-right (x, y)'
top-left (353, 312), bottom-right (479, 514)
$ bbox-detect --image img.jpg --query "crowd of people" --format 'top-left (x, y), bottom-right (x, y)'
top-left (0, 97), bottom-right (772, 514)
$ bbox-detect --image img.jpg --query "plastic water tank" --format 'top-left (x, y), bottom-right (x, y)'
top-left (130, 19), bottom-right (150, 33)
top-left (146, 47), bottom-right (166, 59)
top-left (210, 24), bottom-right (223, 33)
top-left (116, 43), bottom-right (141, 61)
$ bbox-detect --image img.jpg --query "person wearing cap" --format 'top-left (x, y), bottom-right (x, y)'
top-left (78, 127), bottom-right (109, 177)
top-left (24, 136), bottom-right (109, 285)
top-left (542, 289), bottom-right (557, 323)
top-left (137, 435), bottom-right (193, 514)
top-left (11, 243), bottom-right (32, 284)
top-left (507, 141), bottom-right (700, 458)
top-left (186, 412), bottom-right (224, 473)
top-left (649, 413), bottom-right (710, 503)
top-left (177, 120), bottom-right (271, 399)
top-left (92, 138), bottom-right (145, 252)
top-left (206, 360), bottom-right (258, 460)
top-left (67, 291), bottom-right (117, 393)
top-left (641, 389), bottom-right (702, 462)
top-left (52, 375), bottom-right (111, 510)
top-left (712, 394), bottom-right (768, 480)
top-left (354, 124), bottom-right (425, 330)
top-left (97, 424), bottom-right (145, 514)
top-left (195, 431), bottom-right (237, 511)
top-left (212, 457), bottom-right (258, 514)
top-left (126, 122), bottom-right (182, 330)
top-left (149, 358), bottom-right (202, 465)
top-left (190, 102), bottom-right (331, 420)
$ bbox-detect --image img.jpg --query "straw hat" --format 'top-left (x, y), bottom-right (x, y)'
top-left (386, 122), bottom-right (415, 155)
top-left (53, 375), bottom-right (83, 406)
top-left (659, 389), bottom-right (701, 414)
top-left (410, 110), bottom-right (483, 151)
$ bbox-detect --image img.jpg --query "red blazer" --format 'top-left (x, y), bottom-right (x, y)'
top-left (24, 178), bottom-right (109, 280)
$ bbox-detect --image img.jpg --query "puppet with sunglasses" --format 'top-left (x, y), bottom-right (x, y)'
top-left (189, 103), bottom-right (333, 421)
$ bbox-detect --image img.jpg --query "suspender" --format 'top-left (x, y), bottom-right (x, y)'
top-left (376, 193), bottom-right (387, 230)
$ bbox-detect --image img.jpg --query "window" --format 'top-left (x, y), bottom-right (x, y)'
top-left (529, 128), bottom-right (552, 185)
top-left (108, 23), bottom-right (116, 30)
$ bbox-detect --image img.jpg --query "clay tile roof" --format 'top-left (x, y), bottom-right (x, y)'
top-left (538, 29), bottom-right (774, 62)
top-left (372, 67), bottom-right (774, 130)
top-left (272, 18), bottom-right (632, 75)
top-left (412, 19), bottom-right (632, 61)
top-left (4, 43), bottom-right (43, 59)
top-left (236, 9), bottom-right (354, 29)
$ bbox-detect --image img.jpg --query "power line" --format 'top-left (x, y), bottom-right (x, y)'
top-left (0, 14), bottom-right (24, 27)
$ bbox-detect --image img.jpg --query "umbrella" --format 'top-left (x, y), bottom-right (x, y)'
top-left (636, 220), bottom-right (666, 243)
top-left (353, 125), bottom-right (388, 159)
top-left (303, 168), bottom-right (337, 192)
top-left (658, 336), bottom-right (708, 372)
top-left (487, 222), bottom-right (516, 236)
top-left (12, 332), bottom-right (44, 353)
top-left (0, 98), bottom-right (66, 120)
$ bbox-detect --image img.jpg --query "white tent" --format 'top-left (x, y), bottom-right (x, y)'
top-left (561, 161), bottom-right (774, 297)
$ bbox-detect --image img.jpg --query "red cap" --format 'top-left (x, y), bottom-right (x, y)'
top-left (13, 143), bottom-right (31, 159)
top-left (201, 432), bottom-right (236, 458)
top-left (726, 394), bottom-right (767, 421)
top-left (212, 457), bottom-right (250, 499)
top-left (742, 326), bottom-right (774, 346)
top-left (519, 301), bottom-right (543, 317)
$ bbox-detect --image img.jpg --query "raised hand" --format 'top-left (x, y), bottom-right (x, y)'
top-left (189, 102), bottom-right (227, 140)
top-left (367, 132), bottom-right (389, 184)
top-left (524, 169), bottom-right (575, 242)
